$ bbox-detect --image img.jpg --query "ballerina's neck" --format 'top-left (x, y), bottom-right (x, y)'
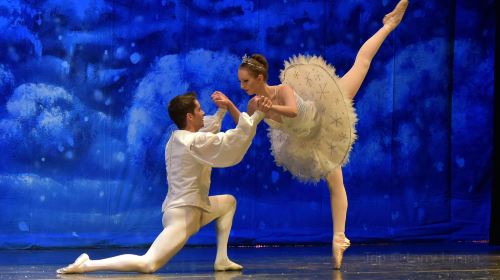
top-left (259, 85), bottom-right (278, 99)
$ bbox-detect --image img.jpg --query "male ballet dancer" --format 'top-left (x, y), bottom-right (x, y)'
top-left (57, 91), bottom-right (271, 274)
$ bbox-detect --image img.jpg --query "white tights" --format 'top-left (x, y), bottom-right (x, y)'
top-left (328, 25), bottom-right (391, 239)
top-left (58, 195), bottom-right (238, 273)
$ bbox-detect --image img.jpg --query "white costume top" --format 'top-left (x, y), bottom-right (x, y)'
top-left (162, 109), bottom-right (265, 212)
top-left (265, 55), bottom-right (358, 182)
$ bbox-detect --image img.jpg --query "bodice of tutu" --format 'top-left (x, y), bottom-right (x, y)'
top-left (264, 92), bottom-right (319, 138)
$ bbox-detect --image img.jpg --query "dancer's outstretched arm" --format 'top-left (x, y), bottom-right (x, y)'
top-left (212, 91), bottom-right (242, 124)
top-left (199, 108), bottom-right (227, 133)
top-left (190, 109), bottom-right (265, 167)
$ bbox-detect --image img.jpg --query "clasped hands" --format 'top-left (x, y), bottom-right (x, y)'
top-left (254, 95), bottom-right (272, 113)
top-left (211, 91), bottom-right (272, 113)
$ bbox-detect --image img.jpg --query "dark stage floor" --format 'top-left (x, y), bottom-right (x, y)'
top-left (0, 243), bottom-right (499, 279)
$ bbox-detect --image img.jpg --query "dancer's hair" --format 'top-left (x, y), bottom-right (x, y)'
top-left (168, 92), bottom-right (197, 129)
top-left (239, 53), bottom-right (269, 81)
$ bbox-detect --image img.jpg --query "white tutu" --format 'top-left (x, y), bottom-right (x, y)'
top-left (265, 55), bottom-right (358, 182)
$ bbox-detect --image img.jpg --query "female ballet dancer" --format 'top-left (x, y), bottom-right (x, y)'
top-left (213, 0), bottom-right (408, 269)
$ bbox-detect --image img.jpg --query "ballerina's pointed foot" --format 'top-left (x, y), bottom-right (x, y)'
top-left (56, 253), bottom-right (89, 274)
top-left (383, 0), bottom-right (409, 31)
top-left (333, 236), bottom-right (350, 270)
top-left (214, 259), bottom-right (243, 271)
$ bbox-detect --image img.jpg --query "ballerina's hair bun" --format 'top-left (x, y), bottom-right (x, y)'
top-left (240, 53), bottom-right (269, 81)
top-left (251, 54), bottom-right (269, 71)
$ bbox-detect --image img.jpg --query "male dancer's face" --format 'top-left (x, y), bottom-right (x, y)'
top-left (188, 99), bottom-right (205, 131)
top-left (238, 68), bottom-right (262, 95)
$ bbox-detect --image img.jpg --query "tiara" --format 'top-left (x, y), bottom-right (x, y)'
top-left (241, 54), bottom-right (265, 70)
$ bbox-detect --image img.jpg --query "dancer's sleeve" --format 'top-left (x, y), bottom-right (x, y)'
top-left (199, 109), bottom-right (227, 133)
top-left (190, 111), bottom-right (265, 167)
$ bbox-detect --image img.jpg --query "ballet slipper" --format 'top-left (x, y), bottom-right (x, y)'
top-left (214, 258), bottom-right (243, 271)
top-left (383, 0), bottom-right (409, 31)
top-left (56, 253), bottom-right (89, 274)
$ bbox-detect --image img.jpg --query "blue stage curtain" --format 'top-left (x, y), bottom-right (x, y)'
top-left (0, 0), bottom-right (494, 248)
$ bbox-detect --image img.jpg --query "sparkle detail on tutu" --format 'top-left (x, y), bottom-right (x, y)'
top-left (265, 55), bottom-right (358, 182)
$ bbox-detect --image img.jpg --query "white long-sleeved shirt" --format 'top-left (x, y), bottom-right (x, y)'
top-left (162, 109), bottom-right (265, 212)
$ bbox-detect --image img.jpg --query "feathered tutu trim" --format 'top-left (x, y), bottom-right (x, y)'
top-left (268, 54), bottom-right (358, 183)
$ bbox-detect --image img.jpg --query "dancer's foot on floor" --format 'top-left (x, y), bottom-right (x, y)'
top-left (56, 253), bottom-right (89, 274)
top-left (214, 258), bottom-right (243, 271)
top-left (333, 234), bottom-right (350, 270)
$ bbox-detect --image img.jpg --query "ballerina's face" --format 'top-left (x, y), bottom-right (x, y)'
top-left (238, 68), bottom-right (264, 95)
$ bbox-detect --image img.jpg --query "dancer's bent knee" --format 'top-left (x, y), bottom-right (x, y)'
top-left (136, 258), bottom-right (161, 274)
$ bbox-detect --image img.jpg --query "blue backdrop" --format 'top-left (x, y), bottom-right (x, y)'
top-left (0, 0), bottom-right (495, 248)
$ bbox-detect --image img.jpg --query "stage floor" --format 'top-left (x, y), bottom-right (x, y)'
top-left (0, 243), bottom-right (499, 279)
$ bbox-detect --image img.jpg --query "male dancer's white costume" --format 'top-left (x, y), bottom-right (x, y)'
top-left (163, 109), bottom-right (262, 212)
top-left (57, 108), bottom-right (264, 274)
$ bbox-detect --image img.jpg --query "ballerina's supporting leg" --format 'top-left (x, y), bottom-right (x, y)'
top-left (326, 167), bottom-right (350, 269)
top-left (56, 207), bottom-right (202, 274)
top-left (340, 0), bottom-right (408, 100)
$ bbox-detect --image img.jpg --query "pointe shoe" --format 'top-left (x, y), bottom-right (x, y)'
top-left (383, 0), bottom-right (409, 31)
top-left (214, 259), bottom-right (243, 271)
top-left (56, 253), bottom-right (89, 274)
top-left (333, 236), bottom-right (350, 270)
